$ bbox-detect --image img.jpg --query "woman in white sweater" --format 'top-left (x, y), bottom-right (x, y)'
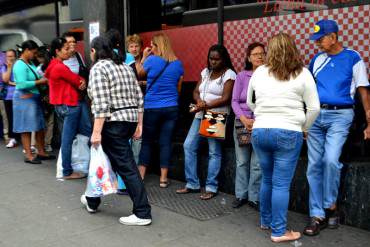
top-left (247, 33), bottom-right (320, 242)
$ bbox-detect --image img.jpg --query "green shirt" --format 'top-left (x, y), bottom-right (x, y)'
top-left (13, 60), bottom-right (40, 94)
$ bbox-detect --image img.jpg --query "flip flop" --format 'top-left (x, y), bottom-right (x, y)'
top-left (260, 225), bottom-right (270, 230)
top-left (24, 157), bottom-right (42, 164)
top-left (176, 188), bottom-right (201, 194)
top-left (159, 180), bottom-right (170, 188)
top-left (200, 191), bottom-right (217, 200)
top-left (271, 230), bottom-right (301, 243)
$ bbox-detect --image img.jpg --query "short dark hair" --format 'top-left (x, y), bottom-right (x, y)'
top-left (91, 36), bottom-right (123, 65)
top-left (20, 40), bottom-right (39, 54)
top-left (244, 42), bottom-right (265, 70)
top-left (61, 31), bottom-right (76, 40)
top-left (207, 44), bottom-right (235, 72)
top-left (49, 37), bottom-right (67, 57)
top-left (37, 46), bottom-right (51, 72)
top-left (104, 29), bottom-right (126, 62)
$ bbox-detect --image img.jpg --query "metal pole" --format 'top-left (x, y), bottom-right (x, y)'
top-left (123, 0), bottom-right (128, 37)
top-left (54, 0), bottom-right (60, 37)
top-left (217, 0), bottom-right (224, 45)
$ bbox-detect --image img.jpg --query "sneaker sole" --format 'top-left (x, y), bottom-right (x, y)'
top-left (80, 195), bottom-right (97, 213)
top-left (118, 218), bottom-right (152, 226)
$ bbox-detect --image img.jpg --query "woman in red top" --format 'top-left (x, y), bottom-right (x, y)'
top-left (45, 37), bottom-right (92, 179)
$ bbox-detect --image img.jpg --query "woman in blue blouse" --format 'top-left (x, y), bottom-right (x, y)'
top-left (136, 33), bottom-right (184, 187)
top-left (12, 40), bottom-right (54, 164)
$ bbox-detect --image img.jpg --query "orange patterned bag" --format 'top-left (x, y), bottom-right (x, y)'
top-left (199, 110), bottom-right (227, 140)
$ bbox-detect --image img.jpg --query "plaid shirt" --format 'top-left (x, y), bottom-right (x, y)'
top-left (88, 59), bottom-right (143, 122)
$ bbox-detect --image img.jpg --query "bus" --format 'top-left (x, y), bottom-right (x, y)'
top-left (132, 0), bottom-right (369, 158)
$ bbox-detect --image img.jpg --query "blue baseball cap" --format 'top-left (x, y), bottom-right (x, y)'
top-left (309, 19), bottom-right (339, 41)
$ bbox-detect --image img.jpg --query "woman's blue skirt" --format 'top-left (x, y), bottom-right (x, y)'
top-left (13, 90), bottom-right (45, 133)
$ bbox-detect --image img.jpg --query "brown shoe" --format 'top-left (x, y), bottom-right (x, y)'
top-left (303, 217), bottom-right (327, 236)
top-left (63, 172), bottom-right (87, 180)
top-left (271, 230), bottom-right (301, 243)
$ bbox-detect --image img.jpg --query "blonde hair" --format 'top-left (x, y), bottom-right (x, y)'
top-left (152, 33), bottom-right (177, 62)
top-left (266, 32), bottom-right (303, 81)
top-left (126, 34), bottom-right (143, 48)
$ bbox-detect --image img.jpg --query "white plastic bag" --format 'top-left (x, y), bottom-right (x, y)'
top-left (71, 134), bottom-right (90, 174)
top-left (84, 145), bottom-right (118, 197)
top-left (56, 134), bottom-right (90, 178)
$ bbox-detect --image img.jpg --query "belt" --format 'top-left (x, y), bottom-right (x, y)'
top-left (110, 106), bottom-right (137, 113)
top-left (320, 104), bottom-right (353, 110)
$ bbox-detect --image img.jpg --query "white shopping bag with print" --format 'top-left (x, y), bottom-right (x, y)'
top-left (84, 145), bottom-right (118, 197)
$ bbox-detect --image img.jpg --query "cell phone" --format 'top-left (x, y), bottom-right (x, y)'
top-left (189, 103), bottom-right (197, 113)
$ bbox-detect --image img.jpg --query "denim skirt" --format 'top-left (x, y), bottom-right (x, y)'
top-left (13, 90), bottom-right (45, 133)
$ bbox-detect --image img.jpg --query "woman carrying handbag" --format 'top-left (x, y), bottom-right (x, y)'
top-left (176, 44), bottom-right (236, 200)
top-left (136, 33), bottom-right (184, 188)
top-left (231, 42), bottom-right (265, 210)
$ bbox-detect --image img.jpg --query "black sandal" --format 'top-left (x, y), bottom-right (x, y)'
top-left (159, 180), bottom-right (170, 188)
top-left (260, 225), bottom-right (270, 230)
top-left (176, 187), bottom-right (200, 194)
top-left (200, 191), bottom-right (217, 200)
top-left (36, 154), bottom-right (56, 160)
top-left (303, 217), bottom-right (327, 236)
top-left (24, 157), bottom-right (42, 164)
top-left (325, 209), bottom-right (339, 229)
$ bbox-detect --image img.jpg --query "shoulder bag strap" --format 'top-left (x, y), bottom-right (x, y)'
top-left (145, 61), bottom-right (169, 93)
top-left (19, 59), bottom-right (40, 80)
top-left (75, 52), bottom-right (85, 67)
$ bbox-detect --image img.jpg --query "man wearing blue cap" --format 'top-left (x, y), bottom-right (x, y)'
top-left (304, 19), bottom-right (370, 236)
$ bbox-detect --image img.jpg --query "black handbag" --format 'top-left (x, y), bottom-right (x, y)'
top-left (0, 85), bottom-right (7, 100)
top-left (235, 119), bottom-right (252, 146)
top-left (76, 52), bottom-right (89, 81)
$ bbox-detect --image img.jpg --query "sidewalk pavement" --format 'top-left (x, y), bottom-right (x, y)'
top-left (0, 144), bottom-right (369, 247)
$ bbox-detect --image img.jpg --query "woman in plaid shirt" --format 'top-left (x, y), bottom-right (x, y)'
top-left (81, 36), bottom-right (152, 226)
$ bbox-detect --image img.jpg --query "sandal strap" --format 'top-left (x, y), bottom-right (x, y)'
top-left (200, 192), bottom-right (216, 200)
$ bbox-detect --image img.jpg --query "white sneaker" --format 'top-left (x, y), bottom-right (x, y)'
top-left (45, 145), bottom-right (53, 152)
top-left (6, 138), bottom-right (17, 148)
top-left (80, 195), bottom-right (97, 213)
top-left (119, 214), bottom-right (152, 226)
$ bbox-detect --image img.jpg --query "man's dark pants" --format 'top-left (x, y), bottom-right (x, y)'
top-left (86, 121), bottom-right (151, 219)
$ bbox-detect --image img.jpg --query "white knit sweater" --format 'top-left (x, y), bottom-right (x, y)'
top-left (247, 65), bottom-right (320, 132)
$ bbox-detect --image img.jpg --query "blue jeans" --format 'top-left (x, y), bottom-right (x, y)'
top-left (252, 128), bottom-right (303, 237)
top-left (139, 106), bottom-right (179, 168)
top-left (233, 121), bottom-right (261, 202)
top-left (184, 118), bottom-right (222, 193)
top-left (131, 138), bottom-right (142, 165)
top-left (55, 101), bottom-right (92, 176)
top-left (307, 109), bottom-right (354, 218)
